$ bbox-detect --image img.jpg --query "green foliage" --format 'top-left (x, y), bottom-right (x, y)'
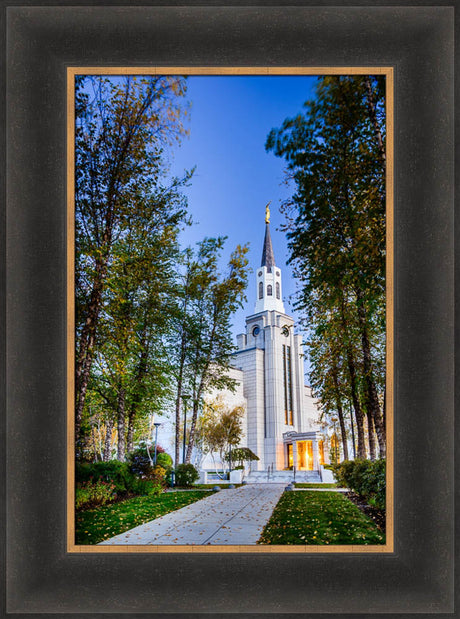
top-left (127, 445), bottom-right (164, 479)
top-left (224, 447), bottom-right (259, 465)
top-left (174, 463), bottom-right (199, 487)
top-left (151, 464), bottom-right (168, 487)
top-left (196, 398), bottom-right (245, 473)
top-left (128, 478), bottom-right (163, 497)
top-left (156, 452), bottom-right (173, 470)
top-left (76, 480), bottom-right (115, 511)
top-left (258, 491), bottom-right (384, 545)
top-left (266, 75), bottom-right (386, 460)
top-left (75, 73), bottom-right (192, 456)
top-left (172, 238), bottom-right (250, 465)
top-left (76, 461), bottom-right (134, 495)
top-left (76, 491), bottom-right (213, 544)
top-left (334, 459), bottom-right (386, 510)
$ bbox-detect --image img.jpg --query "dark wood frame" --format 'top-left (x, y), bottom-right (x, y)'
top-left (4, 3), bottom-right (454, 614)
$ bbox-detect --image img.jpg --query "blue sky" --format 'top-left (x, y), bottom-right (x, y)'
top-left (167, 75), bottom-right (317, 374)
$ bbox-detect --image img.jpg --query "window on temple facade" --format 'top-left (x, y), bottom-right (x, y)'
top-left (283, 345), bottom-right (293, 425)
top-left (276, 282), bottom-right (280, 299)
top-left (259, 281), bottom-right (263, 299)
top-left (267, 284), bottom-right (273, 296)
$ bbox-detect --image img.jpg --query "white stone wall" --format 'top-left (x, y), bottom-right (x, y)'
top-left (204, 297), bottom-right (323, 473)
top-left (200, 366), bottom-right (247, 473)
top-left (231, 347), bottom-right (265, 471)
top-left (231, 309), bottom-right (323, 472)
top-left (254, 265), bottom-right (285, 314)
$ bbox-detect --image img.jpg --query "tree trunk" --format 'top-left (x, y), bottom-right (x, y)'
top-left (126, 336), bottom-right (150, 455)
top-left (174, 330), bottom-right (187, 467)
top-left (103, 416), bottom-right (113, 461)
top-left (185, 389), bottom-right (203, 464)
top-left (364, 76), bottom-right (386, 167)
top-left (366, 407), bottom-right (376, 460)
top-left (185, 306), bottom-right (218, 464)
top-left (339, 295), bottom-right (366, 458)
top-left (91, 427), bottom-right (99, 462)
top-left (75, 258), bottom-right (107, 443)
top-left (174, 274), bottom-right (192, 469)
top-left (117, 387), bottom-right (126, 461)
top-left (336, 400), bottom-right (349, 462)
top-left (347, 354), bottom-right (366, 459)
top-left (348, 401), bottom-right (357, 458)
top-left (355, 288), bottom-right (386, 458)
top-left (126, 409), bottom-right (135, 454)
top-left (331, 362), bottom-right (349, 461)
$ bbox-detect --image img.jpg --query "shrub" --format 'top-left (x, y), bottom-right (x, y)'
top-left (156, 452), bottom-right (173, 470)
top-left (76, 479), bottom-right (115, 511)
top-left (129, 478), bottom-right (164, 497)
top-left (76, 461), bottom-right (134, 495)
top-left (224, 447), bottom-right (259, 467)
top-left (128, 446), bottom-right (166, 480)
top-left (174, 463), bottom-right (199, 487)
top-left (151, 464), bottom-right (168, 488)
top-left (334, 459), bottom-right (386, 510)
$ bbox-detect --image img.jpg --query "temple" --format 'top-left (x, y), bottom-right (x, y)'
top-left (202, 207), bottom-right (331, 482)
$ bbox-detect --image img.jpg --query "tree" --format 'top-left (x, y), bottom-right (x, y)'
top-left (266, 75), bottom-right (386, 458)
top-left (75, 75), bottom-right (190, 449)
top-left (197, 398), bottom-right (245, 477)
top-left (184, 242), bottom-right (249, 463)
top-left (169, 239), bottom-right (249, 466)
top-left (224, 447), bottom-right (259, 479)
top-left (84, 175), bottom-right (187, 460)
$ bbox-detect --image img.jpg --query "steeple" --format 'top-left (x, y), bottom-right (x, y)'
top-left (261, 222), bottom-right (276, 269)
top-left (254, 205), bottom-right (285, 314)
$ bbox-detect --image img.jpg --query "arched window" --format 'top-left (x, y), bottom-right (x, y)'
top-left (276, 282), bottom-right (280, 299)
top-left (258, 281), bottom-right (263, 299)
top-left (267, 284), bottom-right (273, 296)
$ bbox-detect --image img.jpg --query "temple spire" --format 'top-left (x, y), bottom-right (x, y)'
top-left (261, 214), bottom-right (276, 268)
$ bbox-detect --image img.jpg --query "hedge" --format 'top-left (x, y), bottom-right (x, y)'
top-left (334, 459), bottom-right (386, 510)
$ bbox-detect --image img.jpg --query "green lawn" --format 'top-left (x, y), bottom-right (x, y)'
top-left (258, 491), bottom-right (385, 545)
top-left (76, 491), bottom-right (213, 545)
top-left (294, 483), bottom-right (337, 489)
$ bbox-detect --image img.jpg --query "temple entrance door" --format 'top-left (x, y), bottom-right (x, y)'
top-left (297, 441), bottom-right (314, 470)
top-left (297, 441), bottom-right (306, 469)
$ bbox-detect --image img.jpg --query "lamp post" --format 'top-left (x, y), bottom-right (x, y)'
top-left (153, 422), bottom-right (161, 465)
top-left (181, 394), bottom-right (190, 464)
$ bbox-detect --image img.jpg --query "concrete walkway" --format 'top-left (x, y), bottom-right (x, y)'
top-left (99, 483), bottom-right (285, 546)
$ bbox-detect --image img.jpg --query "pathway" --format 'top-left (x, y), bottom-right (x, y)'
top-left (99, 483), bottom-right (285, 546)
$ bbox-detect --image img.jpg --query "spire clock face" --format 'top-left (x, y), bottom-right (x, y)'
top-left (252, 325), bottom-right (261, 337)
top-left (281, 325), bottom-right (290, 337)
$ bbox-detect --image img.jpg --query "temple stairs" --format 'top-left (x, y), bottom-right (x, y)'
top-left (245, 470), bottom-right (322, 484)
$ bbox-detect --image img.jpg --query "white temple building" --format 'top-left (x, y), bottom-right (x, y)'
top-left (202, 206), bottom-right (331, 482)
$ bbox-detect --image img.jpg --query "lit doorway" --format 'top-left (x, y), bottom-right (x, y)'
top-left (297, 441), bottom-right (314, 470)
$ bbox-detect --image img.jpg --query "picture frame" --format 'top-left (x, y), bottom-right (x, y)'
top-left (67, 64), bottom-right (394, 555)
top-left (4, 3), bottom-right (454, 614)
